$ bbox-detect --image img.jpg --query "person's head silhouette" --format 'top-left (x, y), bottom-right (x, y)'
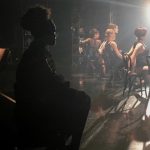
top-left (134, 27), bottom-right (147, 41)
top-left (21, 6), bottom-right (56, 46)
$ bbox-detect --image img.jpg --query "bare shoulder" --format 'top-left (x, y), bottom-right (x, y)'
top-left (109, 41), bottom-right (117, 45)
top-left (97, 39), bottom-right (102, 43)
top-left (81, 38), bottom-right (91, 43)
top-left (135, 43), bottom-right (145, 50)
top-left (136, 42), bottom-right (143, 47)
top-left (85, 38), bottom-right (91, 42)
top-left (109, 41), bottom-right (117, 48)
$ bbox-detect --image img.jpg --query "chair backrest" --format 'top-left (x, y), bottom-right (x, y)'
top-left (122, 53), bottom-right (132, 71)
top-left (145, 56), bottom-right (150, 74)
top-left (146, 56), bottom-right (150, 67)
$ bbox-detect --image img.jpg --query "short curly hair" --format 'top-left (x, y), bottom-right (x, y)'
top-left (21, 6), bottom-right (54, 37)
top-left (89, 28), bottom-right (99, 38)
top-left (107, 23), bottom-right (118, 30)
top-left (134, 27), bottom-right (147, 38)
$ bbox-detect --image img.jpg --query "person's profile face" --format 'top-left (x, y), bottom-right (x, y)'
top-left (105, 29), bottom-right (115, 41)
top-left (46, 20), bottom-right (56, 45)
top-left (94, 32), bottom-right (100, 39)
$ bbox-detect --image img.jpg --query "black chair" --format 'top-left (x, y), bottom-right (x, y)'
top-left (143, 56), bottom-right (150, 100)
top-left (122, 54), bottom-right (147, 97)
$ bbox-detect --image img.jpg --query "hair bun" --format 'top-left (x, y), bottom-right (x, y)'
top-left (134, 27), bottom-right (147, 38)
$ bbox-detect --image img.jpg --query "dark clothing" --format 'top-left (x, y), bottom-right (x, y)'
top-left (15, 41), bottom-right (90, 149)
top-left (103, 42), bottom-right (122, 82)
top-left (136, 53), bottom-right (147, 68)
top-left (85, 39), bottom-right (101, 73)
top-left (103, 42), bottom-right (121, 72)
top-left (133, 41), bottom-right (147, 68)
top-left (128, 41), bottom-right (147, 72)
top-left (87, 39), bottom-right (101, 60)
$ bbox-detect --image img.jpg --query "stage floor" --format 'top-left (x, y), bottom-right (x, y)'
top-left (71, 73), bottom-right (150, 150)
top-left (0, 69), bottom-right (150, 149)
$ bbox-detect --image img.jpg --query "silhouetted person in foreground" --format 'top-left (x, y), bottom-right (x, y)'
top-left (15, 6), bottom-right (90, 150)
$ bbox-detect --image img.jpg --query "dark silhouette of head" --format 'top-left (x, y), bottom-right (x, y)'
top-left (134, 27), bottom-right (147, 40)
top-left (21, 6), bottom-right (56, 45)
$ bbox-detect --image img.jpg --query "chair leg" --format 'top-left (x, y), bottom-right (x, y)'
top-left (148, 86), bottom-right (150, 100)
top-left (140, 77), bottom-right (143, 97)
top-left (128, 75), bottom-right (136, 96)
top-left (123, 71), bottom-right (129, 96)
top-left (144, 83), bottom-right (148, 98)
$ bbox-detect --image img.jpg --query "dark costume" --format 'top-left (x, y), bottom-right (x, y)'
top-left (133, 41), bottom-right (147, 69)
top-left (86, 39), bottom-right (101, 73)
top-left (103, 41), bottom-right (121, 73)
top-left (87, 39), bottom-right (101, 61)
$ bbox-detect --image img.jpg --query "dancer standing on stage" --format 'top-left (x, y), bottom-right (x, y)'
top-left (98, 28), bottom-right (122, 77)
top-left (80, 28), bottom-right (102, 74)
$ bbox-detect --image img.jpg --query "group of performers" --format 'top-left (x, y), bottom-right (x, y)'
top-left (78, 24), bottom-right (148, 83)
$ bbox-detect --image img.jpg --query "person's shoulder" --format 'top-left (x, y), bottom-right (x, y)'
top-left (109, 41), bottom-right (117, 44)
top-left (85, 38), bottom-right (91, 41)
top-left (137, 42), bottom-right (143, 46)
top-left (135, 42), bottom-right (144, 50)
top-left (97, 39), bottom-right (102, 43)
top-left (109, 41), bottom-right (117, 47)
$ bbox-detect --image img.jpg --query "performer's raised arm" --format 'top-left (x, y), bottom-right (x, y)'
top-left (98, 41), bottom-right (107, 54)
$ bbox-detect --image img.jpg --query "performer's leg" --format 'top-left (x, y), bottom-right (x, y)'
top-left (99, 58), bottom-right (106, 76)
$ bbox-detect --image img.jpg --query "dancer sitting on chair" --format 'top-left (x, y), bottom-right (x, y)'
top-left (125, 27), bottom-right (147, 73)
top-left (123, 27), bottom-right (147, 94)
